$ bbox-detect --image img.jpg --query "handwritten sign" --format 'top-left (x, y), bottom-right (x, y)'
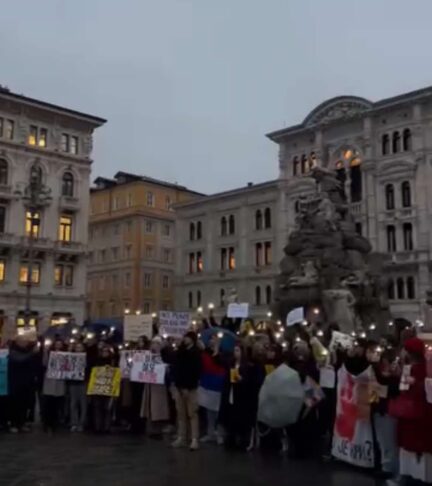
top-left (87, 366), bottom-right (121, 397)
top-left (159, 311), bottom-right (190, 338)
top-left (227, 303), bottom-right (249, 319)
top-left (123, 314), bottom-right (153, 342)
top-left (286, 307), bottom-right (304, 327)
top-left (130, 351), bottom-right (166, 384)
top-left (330, 331), bottom-right (354, 352)
top-left (47, 352), bottom-right (86, 381)
top-left (119, 350), bottom-right (137, 379)
top-left (0, 350), bottom-right (8, 396)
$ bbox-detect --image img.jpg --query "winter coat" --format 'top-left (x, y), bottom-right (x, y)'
top-left (171, 345), bottom-right (201, 390)
top-left (8, 345), bottom-right (38, 395)
top-left (140, 383), bottom-right (170, 422)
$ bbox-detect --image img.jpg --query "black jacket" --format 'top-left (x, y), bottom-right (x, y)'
top-left (8, 344), bottom-right (38, 395)
top-left (172, 344), bottom-right (202, 390)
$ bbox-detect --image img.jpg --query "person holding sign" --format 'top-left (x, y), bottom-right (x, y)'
top-left (69, 342), bottom-right (88, 432)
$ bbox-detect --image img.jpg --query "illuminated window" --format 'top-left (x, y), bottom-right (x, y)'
top-left (25, 211), bottom-right (40, 238)
top-left (70, 136), bottom-right (78, 154)
top-left (197, 252), bottom-right (203, 272)
top-left (39, 128), bottom-right (47, 148)
top-left (0, 260), bottom-right (5, 282)
top-left (61, 134), bottom-right (70, 152)
top-left (228, 247), bottom-right (235, 270)
top-left (28, 126), bottom-right (37, 146)
top-left (19, 263), bottom-right (41, 284)
top-left (55, 264), bottom-right (74, 287)
top-left (59, 215), bottom-right (72, 242)
top-left (5, 120), bottom-right (14, 140)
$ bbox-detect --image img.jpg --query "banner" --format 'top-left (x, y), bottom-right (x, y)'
top-left (227, 303), bottom-right (249, 319)
top-left (159, 311), bottom-right (190, 338)
top-left (286, 307), bottom-right (304, 327)
top-left (47, 352), bottom-right (86, 381)
top-left (332, 365), bottom-right (376, 468)
top-left (130, 351), bottom-right (166, 384)
top-left (0, 350), bottom-right (8, 396)
top-left (119, 350), bottom-right (137, 379)
top-left (87, 366), bottom-right (121, 397)
top-left (123, 314), bottom-right (153, 342)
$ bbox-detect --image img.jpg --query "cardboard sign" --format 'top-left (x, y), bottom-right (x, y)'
top-left (286, 307), bottom-right (304, 327)
top-left (87, 366), bottom-right (121, 397)
top-left (227, 303), bottom-right (249, 319)
top-left (130, 351), bottom-right (166, 385)
top-left (330, 331), bottom-right (354, 352)
top-left (159, 311), bottom-right (190, 338)
top-left (399, 365), bottom-right (412, 391)
top-left (119, 350), bottom-right (137, 379)
top-left (123, 314), bottom-right (153, 342)
top-left (320, 366), bottom-right (336, 389)
top-left (0, 350), bottom-right (8, 396)
top-left (47, 352), bottom-right (86, 381)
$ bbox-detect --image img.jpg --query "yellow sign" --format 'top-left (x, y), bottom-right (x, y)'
top-left (87, 366), bottom-right (121, 397)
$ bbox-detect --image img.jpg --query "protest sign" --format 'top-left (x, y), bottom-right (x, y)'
top-left (47, 352), bottom-right (86, 381)
top-left (87, 366), bottom-right (121, 397)
top-left (227, 303), bottom-right (249, 319)
top-left (159, 311), bottom-right (190, 338)
top-left (332, 365), bottom-right (376, 468)
top-left (123, 314), bottom-right (153, 342)
top-left (119, 350), bottom-right (139, 379)
top-left (320, 366), bottom-right (336, 389)
top-left (0, 350), bottom-right (8, 396)
top-left (286, 307), bottom-right (304, 327)
top-left (329, 331), bottom-right (354, 352)
top-left (130, 351), bottom-right (166, 384)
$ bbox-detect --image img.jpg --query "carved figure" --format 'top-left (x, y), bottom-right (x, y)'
top-left (322, 286), bottom-right (356, 333)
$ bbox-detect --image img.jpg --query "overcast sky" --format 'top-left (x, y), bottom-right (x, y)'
top-left (1, 0), bottom-right (432, 193)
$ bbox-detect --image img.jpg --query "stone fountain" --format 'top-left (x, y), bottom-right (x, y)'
top-left (274, 167), bottom-right (391, 333)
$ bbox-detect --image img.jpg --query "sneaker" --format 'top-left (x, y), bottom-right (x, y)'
top-left (70, 426), bottom-right (77, 432)
top-left (172, 437), bottom-right (186, 448)
top-left (200, 435), bottom-right (215, 443)
top-left (76, 426), bottom-right (83, 433)
top-left (9, 427), bottom-right (18, 434)
top-left (216, 435), bottom-right (224, 446)
top-left (190, 439), bottom-right (199, 451)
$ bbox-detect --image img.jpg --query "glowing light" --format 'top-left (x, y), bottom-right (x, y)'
top-left (369, 323), bottom-right (376, 331)
top-left (162, 334), bottom-right (168, 339)
top-left (118, 345), bottom-right (123, 350)
top-left (302, 320), bottom-right (308, 326)
top-left (69, 338), bottom-right (75, 344)
top-left (124, 308), bottom-right (130, 315)
top-left (197, 307), bottom-right (203, 314)
top-left (86, 333), bottom-right (94, 340)
top-left (72, 328), bottom-right (79, 335)
top-left (376, 346), bottom-right (383, 353)
top-left (44, 339), bottom-right (52, 347)
top-left (277, 320), bottom-right (282, 326)
top-left (351, 332), bottom-right (357, 337)
top-left (267, 311), bottom-right (273, 318)
top-left (282, 342), bottom-right (288, 348)
top-left (110, 326), bottom-right (115, 333)
top-left (125, 342), bottom-right (130, 348)
top-left (313, 308), bottom-right (320, 315)
top-left (135, 310), bottom-right (141, 316)
top-left (102, 330), bottom-right (107, 336)
top-left (295, 336), bottom-right (301, 343)
top-left (360, 332), bottom-right (367, 339)
top-left (317, 330), bottom-right (324, 337)
top-left (217, 332), bottom-right (223, 338)
top-left (192, 320), bottom-right (197, 326)
top-left (152, 313), bottom-right (157, 318)
top-left (275, 332), bottom-right (281, 340)
top-left (248, 330), bottom-right (255, 336)
top-left (208, 303), bottom-right (214, 310)
top-left (322, 349), bottom-right (329, 356)
top-left (388, 321), bottom-right (394, 327)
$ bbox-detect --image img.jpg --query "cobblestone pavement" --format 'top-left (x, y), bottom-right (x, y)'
top-left (0, 432), bottom-right (381, 486)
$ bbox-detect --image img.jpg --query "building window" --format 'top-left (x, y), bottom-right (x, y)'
top-left (197, 252), bottom-right (203, 272)
top-left (125, 272), bottom-right (131, 288)
top-left (266, 285), bottom-right (272, 305)
top-left (100, 249), bottom-right (106, 262)
top-left (388, 279), bottom-right (395, 300)
top-left (0, 159), bottom-right (8, 185)
top-left (28, 126), bottom-right (47, 147)
top-left (28, 126), bottom-right (37, 146)
top-left (188, 291), bottom-right (193, 309)
top-left (401, 181), bottom-right (411, 208)
top-left (39, 128), bottom-right (47, 148)
top-left (126, 193), bottom-right (133, 207)
top-left (301, 154), bottom-right (308, 174)
top-left (146, 192), bottom-right (155, 207)
top-left (19, 263), bottom-right (41, 284)
top-left (144, 273), bottom-right (152, 288)
top-left (403, 128), bottom-right (412, 152)
top-left (70, 136), bottom-right (78, 155)
top-left (197, 290), bottom-right (202, 307)
top-left (387, 225), bottom-right (396, 253)
top-left (264, 208), bottom-right (271, 229)
top-left (350, 160), bottom-right (362, 203)
top-left (190, 222), bottom-right (195, 241)
top-left (162, 275), bottom-right (170, 289)
top-left (55, 264), bottom-right (74, 287)
top-left (403, 223), bottom-right (413, 251)
top-left (255, 210), bottom-right (263, 230)
top-left (228, 215), bottom-right (235, 235)
top-left (59, 215), bottom-right (72, 242)
top-left (221, 216), bottom-right (227, 236)
top-left (255, 286), bottom-right (261, 306)
top-left (407, 276), bottom-right (415, 299)
top-left (228, 247), bottom-right (235, 270)
top-left (255, 243), bottom-right (262, 266)
top-left (382, 134), bottom-right (389, 155)
top-left (62, 172), bottom-right (74, 197)
top-left (397, 277), bottom-right (405, 299)
top-left (145, 245), bottom-right (154, 259)
top-left (163, 224), bottom-right (171, 237)
top-left (5, 120), bottom-right (13, 140)
top-left (392, 131), bottom-right (401, 153)
top-left (61, 134), bottom-right (70, 152)
top-left (143, 302), bottom-right (151, 314)
top-left (165, 196), bottom-right (172, 210)
top-left (25, 211), bottom-right (40, 238)
top-left (30, 164), bottom-right (42, 185)
top-left (163, 248), bottom-right (172, 263)
top-left (124, 244), bottom-right (132, 259)
top-left (189, 253), bottom-right (195, 274)
top-left (0, 206), bottom-right (5, 233)
top-left (220, 248), bottom-right (227, 271)
top-left (293, 157), bottom-right (299, 176)
top-left (112, 274), bottom-right (118, 289)
top-left (145, 221), bottom-right (153, 233)
top-left (197, 221), bottom-right (202, 240)
top-left (0, 260), bottom-right (4, 282)
top-left (385, 184), bottom-right (395, 210)
top-left (355, 222), bottom-right (362, 236)
top-left (111, 247), bottom-right (119, 260)
top-left (264, 242), bottom-right (272, 265)
top-left (220, 289), bottom-right (225, 307)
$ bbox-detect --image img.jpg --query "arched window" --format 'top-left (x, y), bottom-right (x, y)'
top-left (197, 221), bottom-right (202, 240)
top-left (387, 279), bottom-right (395, 300)
top-left (382, 134), bottom-right (389, 155)
top-left (197, 290), bottom-right (202, 307)
top-left (264, 208), bottom-right (271, 229)
top-left (301, 154), bottom-right (308, 174)
top-left (406, 277), bottom-right (415, 299)
top-left (397, 277), bottom-right (405, 299)
top-left (385, 184), bottom-right (395, 210)
top-left (61, 171), bottom-right (74, 197)
top-left (403, 223), bottom-right (413, 251)
top-left (221, 217), bottom-right (227, 236)
top-left (0, 160), bottom-right (8, 185)
top-left (228, 215), bottom-right (235, 235)
top-left (255, 286), bottom-right (261, 306)
top-left (293, 157), bottom-right (299, 176)
top-left (392, 131), bottom-right (401, 153)
top-left (188, 291), bottom-right (193, 309)
top-left (387, 225), bottom-right (396, 252)
top-left (265, 285), bottom-right (272, 305)
top-left (30, 164), bottom-right (42, 185)
top-left (403, 129), bottom-right (412, 152)
top-left (189, 222), bottom-right (195, 241)
top-left (219, 289), bottom-right (225, 308)
top-left (401, 181), bottom-right (411, 208)
top-left (255, 210), bottom-right (263, 230)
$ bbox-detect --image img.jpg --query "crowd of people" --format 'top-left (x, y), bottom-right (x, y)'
top-left (1, 317), bottom-right (432, 485)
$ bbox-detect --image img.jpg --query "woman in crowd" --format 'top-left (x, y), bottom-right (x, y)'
top-left (69, 341), bottom-right (88, 432)
top-left (92, 344), bottom-right (116, 434)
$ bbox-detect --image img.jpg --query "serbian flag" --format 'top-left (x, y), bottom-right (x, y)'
top-left (198, 352), bottom-right (226, 412)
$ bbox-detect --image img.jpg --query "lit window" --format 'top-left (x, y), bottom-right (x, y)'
top-left (25, 211), bottom-right (40, 238)
top-left (147, 192), bottom-right (155, 207)
top-left (5, 120), bottom-right (14, 140)
top-left (70, 136), bottom-right (78, 154)
top-left (59, 215), bottom-right (72, 242)
top-left (61, 134), bottom-right (70, 152)
top-left (228, 247), bottom-right (235, 270)
top-left (39, 128), bottom-right (47, 148)
top-left (28, 126), bottom-right (37, 146)
top-left (19, 263), bottom-right (40, 284)
top-left (197, 252), bottom-right (203, 272)
top-left (0, 260), bottom-right (5, 282)
top-left (55, 264), bottom-right (74, 287)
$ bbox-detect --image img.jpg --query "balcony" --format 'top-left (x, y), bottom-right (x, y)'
top-left (0, 232), bottom-right (15, 247)
top-left (59, 196), bottom-right (80, 212)
top-left (0, 184), bottom-right (13, 199)
top-left (20, 236), bottom-right (52, 250)
top-left (349, 201), bottom-right (363, 216)
top-left (55, 240), bottom-right (86, 254)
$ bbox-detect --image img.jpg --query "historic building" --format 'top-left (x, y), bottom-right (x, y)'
top-left (176, 86), bottom-right (432, 325)
top-left (0, 87), bottom-right (105, 339)
top-left (87, 172), bottom-right (201, 319)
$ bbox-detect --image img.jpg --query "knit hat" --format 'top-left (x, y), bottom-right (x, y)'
top-left (404, 337), bottom-right (425, 356)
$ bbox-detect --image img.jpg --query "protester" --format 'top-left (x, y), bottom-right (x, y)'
top-left (92, 344), bottom-right (116, 434)
top-left (69, 341), bottom-right (88, 432)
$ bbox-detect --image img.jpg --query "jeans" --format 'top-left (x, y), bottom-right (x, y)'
top-left (173, 388), bottom-right (199, 441)
top-left (374, 413), bottom-right (399, 475)
top-left (69, 382), bottom-right (87, 429)
top-left (92, 396), bottom-right (113, 433)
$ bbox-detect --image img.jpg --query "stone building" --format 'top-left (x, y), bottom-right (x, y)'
top-left (87, 172), bottom-right (201, 319)
top-left (0, 87), bottom-right (105, 339)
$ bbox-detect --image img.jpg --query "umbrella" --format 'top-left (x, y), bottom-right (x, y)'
top-left (258, 364), bottom-right (305, 428)
top-left (200, 327), bottom-right (237, 352)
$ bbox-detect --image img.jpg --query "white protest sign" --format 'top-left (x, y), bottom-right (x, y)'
top-left (286, 307), bottom-right (304, 327)
top-left (123, 314), bottom-right (153, 342)
top-left (159, 311), bottom-right (190, 338)
top-left (47, 352), bottom-right (86, 381)
top-left (130, 351), bottom-right (167, 384)
top-left (320, 366), bottom-right (336, 389)
top-left (330, 331), bottom-right (354, 352)
top-left (227, 303), bottom-right (249, 319)
top-left (119, 350), bottom-right (137, 379)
